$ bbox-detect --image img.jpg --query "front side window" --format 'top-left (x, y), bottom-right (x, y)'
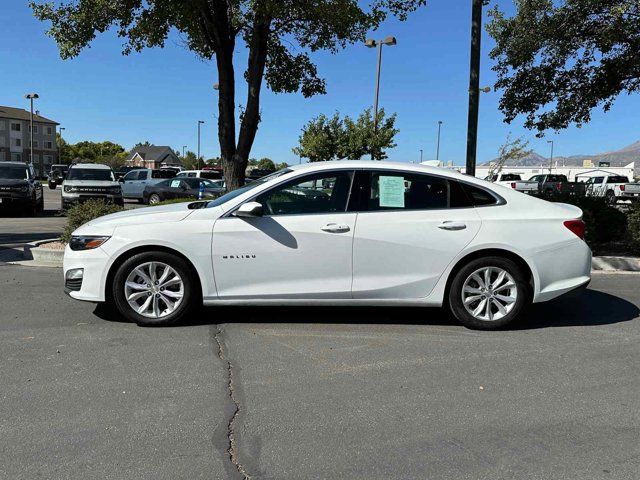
top-left (593, 177), bottom-right (604, 184)
top-left (255, 171), bottom-right (352, 216)
top-left (501, 174), bottom-right (522, 181)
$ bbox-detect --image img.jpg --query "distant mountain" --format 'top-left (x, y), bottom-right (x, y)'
top-left (482, 140), bottom-right (640, 168)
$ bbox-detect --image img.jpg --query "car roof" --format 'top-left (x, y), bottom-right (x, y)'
top-left (70, 163), bottom-right (112, 170)
top-left (0, 161), bottom-right (29, 167)
top-left (287, 160), bottom-right (469, 179)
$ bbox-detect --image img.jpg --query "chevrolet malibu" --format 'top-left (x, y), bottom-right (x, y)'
top-left (63, 161), bottom-right (591, 330)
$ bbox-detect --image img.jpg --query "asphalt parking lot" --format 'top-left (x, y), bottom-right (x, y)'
top-left (1, 262), bottom-right (639, 479)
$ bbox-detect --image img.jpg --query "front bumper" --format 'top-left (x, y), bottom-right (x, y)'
top-left (63, 244), bottom-right (111, 302)
top-left (0, 195), bottom-right (33, 209)
top-left (62, 194), bottom-right (124, 209)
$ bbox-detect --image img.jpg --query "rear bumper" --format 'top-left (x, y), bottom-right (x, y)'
top-left (532, 239), bottom-right (592, 303)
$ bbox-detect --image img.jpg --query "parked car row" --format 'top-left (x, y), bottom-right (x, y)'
top-left (0, 161), bottom-right (44, 216)
top-left (487, 172), bottom-right (640, 203)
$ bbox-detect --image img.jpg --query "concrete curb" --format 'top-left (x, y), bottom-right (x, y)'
top-left (592, 256), bottom-right (640, 272)
top-left (20, 239), bottom-right (64, 267)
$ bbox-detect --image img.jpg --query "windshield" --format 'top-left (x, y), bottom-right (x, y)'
top-left (0, 166), bottom-right (29, 180)
top-left (67, 168), bottom-right (115, 181)
top-left (206, 169), bottom-right (292, 208)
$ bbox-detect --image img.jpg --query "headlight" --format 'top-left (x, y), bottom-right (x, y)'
top-left (17, 186), bottom-right (28, 193)
top-left (64, 185), bottom-right (77, 193)
top-left (69, 236), bottom-right (110, 251)
top-left (109, 186), bottom-right (122, 194)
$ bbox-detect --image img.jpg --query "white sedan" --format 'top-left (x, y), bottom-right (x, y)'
top-left (63, 161), bottom-right (591, 330)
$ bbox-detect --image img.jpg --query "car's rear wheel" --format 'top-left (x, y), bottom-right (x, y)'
top-left (148, 193), bottom-right (161, 205)
top-left (448, 256), bottom-right (529, 330)
top-left (605, 190), bottom-right (616, 205)
top-left (112, 251), bottom-right (199, 326)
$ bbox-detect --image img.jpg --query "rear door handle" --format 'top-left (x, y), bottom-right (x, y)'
top-left (321, 223), bottom-right (351, 233)
top-left (438, 221), bottom-right (467, 231)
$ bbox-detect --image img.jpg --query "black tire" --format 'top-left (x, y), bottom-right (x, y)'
top-left (544, 188), bottom-right (554, 198)
top-left (25, 197), bottom-right (37, 217)
top-left (448, 256), bottom-right (530, 330)
top-left (605, 190), bottom-right (616, 205)
top-left (148, 193), bottom-right (161, 205)
top-left (111, 251), bottom-right (200, 327)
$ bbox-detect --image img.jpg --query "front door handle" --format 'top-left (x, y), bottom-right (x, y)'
top-left (438, 221), bottom-right (467, 231)
top-left (321, 223), bottom-right (351, 233)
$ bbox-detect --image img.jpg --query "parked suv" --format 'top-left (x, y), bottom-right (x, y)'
top-left (0, 161), bottom-right (44, 216)
top-left (47, 164), bottom-right (69, 189)
top-left (584, 174), bottom-right (640, 204)
top-left (62, 163), bottom-right (123, 210)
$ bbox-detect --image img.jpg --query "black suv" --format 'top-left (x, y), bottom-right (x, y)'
top-left (0, 162), bottom-right (44, 216)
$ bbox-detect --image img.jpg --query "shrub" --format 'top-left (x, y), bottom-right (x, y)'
top-left (151, 197), bottom-right (197, 206)
top-left (61, 200), bottom-right (123, 244)
top-left (546, 194), bottom-right (627, 245)
top-left (628, 203), bottom-right (640, 253)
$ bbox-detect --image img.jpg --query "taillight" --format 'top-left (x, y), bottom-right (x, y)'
top-left (564, 219), bottom-right (585, 240)
top-left (620, 184), bottom-right (625, 191)
top-left (511, 182), bottom-right (516, 189)
top-left (556, 182), bottom-right (562, 192)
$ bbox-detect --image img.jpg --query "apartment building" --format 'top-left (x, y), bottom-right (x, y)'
top-left (0, 106), bottom-right (59, 174)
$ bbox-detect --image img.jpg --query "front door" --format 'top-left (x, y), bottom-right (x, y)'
top-left (351, 170), bottom-right (482, 299)
top-left (212, 170), bottom-right (355, 299)
top-left (121, 170), bottom-right (148, 198)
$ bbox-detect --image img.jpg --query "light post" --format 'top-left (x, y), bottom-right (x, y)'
top-left (547, 140), bottom-right (554, 173)
top-left (436, 120), bottom-right (443, 161)
top-left (197, 120), bottom-right (205, 169)
top-left (419, 149), bottom-right (423, 163)
top-left (365, 35), bottom-right (396, 160)
top-left (24, 93), bottom-right (39, 175)
top-left (182, 145), bottom-right (187, 158)
top-left (59, 126), bottom-right (65, 164)
top-left (465, 0), bottom-right (483, 177)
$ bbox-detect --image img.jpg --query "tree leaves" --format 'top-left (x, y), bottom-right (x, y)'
top-left (293, 108), bottom-right (399, 162)
top-left (487, 0), bottom-right (640, 136)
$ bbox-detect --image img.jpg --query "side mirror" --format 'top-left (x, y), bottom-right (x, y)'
top-left (234, 201), bottom-right (263, 218)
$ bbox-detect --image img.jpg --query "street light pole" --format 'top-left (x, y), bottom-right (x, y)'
top-left (419, 149), bottom-right (423, 163)
top-left (365, 36), bottom-right (396, 160)
top-left (59, 126), bottom-right (65, 164)
top-left (547, 140), bottom-right (554, 173)
top-left (465, 0), bottom-right (483, 177)
top-left (197, 120), bottom-right (205, 169)
top-left (24, 93), bottom-right (39, 176)
top-left (436, 120), bottom-right (443, 161)
top-left (182, 145), bottom-right (186, 158)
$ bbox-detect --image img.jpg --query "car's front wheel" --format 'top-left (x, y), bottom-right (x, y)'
top-left (112, 251), bottom-right (199, 326)
top-left (448, 256), bottom-right (529, 330)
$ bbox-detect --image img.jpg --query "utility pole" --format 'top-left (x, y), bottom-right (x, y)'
top-left (24, 93), bottom-right (40, 176)
top-left (547, 140), bottom-right (554, 174)
top-left (436, 120), bottom-right (443, 161)
top-left (419, 149), bottom-right (423, 163)
top-left (197, 120), bottom-right (204, 169)
top-left (365, 36), bottom-right (397, 160)
top-left (59, 126), bottom-right (65, 164)
top-left (465, 0), bottom-right (482, 177)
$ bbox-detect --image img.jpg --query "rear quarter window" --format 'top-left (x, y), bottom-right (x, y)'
top-left (460, 183), bottom-right (499, 206)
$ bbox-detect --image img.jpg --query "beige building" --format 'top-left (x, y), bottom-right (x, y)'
top-left (0, 106), bottom-right (59, 175)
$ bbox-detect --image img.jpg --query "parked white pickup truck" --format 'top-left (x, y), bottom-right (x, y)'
top-left (486, 173), bottom-right (539, 194)
top-left (584, 174), bottom-right (640, 203)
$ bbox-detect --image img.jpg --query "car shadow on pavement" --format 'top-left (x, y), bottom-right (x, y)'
top-left (93, 288), bottom-right (638, 330)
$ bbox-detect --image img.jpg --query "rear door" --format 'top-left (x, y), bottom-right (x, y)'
top-left (121, 170), bottom-right (148, 198)
top-left (350, 170), bottom-right (482, 299)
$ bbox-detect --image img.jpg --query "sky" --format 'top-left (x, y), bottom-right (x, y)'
top-left (1, 1), bottom-right (639, 165)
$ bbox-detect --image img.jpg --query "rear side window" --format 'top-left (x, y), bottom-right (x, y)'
top-left (200, 171), bottom-right (222, 180)
top-left (501, 174), bottom-right (521, 181)
top-left (460, 183), bottom-right (499, 206)
top-left (608, 176), bottom-right (629, 183)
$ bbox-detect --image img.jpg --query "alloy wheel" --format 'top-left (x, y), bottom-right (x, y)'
top-left (149, 194), bottom-right (161, 205)
top-left (124, 262), bottom-right (184, 319)
top-left (461, 266), bottom-right (517, 322)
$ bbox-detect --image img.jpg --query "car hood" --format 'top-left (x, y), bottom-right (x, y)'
top-left (64, 180), bottom-right (120, 187)
top-left (75, 202), bottom-right (196, 235)
top-left (0, 179), bottom-right (29, 188)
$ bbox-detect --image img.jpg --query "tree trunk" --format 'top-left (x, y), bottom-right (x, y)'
top-left (223, 154), bottom-right (247, 191)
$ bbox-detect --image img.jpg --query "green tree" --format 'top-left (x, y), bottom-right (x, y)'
top-left (31, 0), bottom-right (425, 190)
top-left (181, 151), bottom-right (198, 170)
top-left (293, 108), bottom-right (398, 162)
top-left (342, 108), bottom-right (398, 160)
top-left (487, 0), bottom-right (640, 135)
top-left (257, 157), bottom-right (276, 171)
top-left (293, 112), bottom-right (345, 162)
top-left (275, 162), bottom-right (289, 170)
